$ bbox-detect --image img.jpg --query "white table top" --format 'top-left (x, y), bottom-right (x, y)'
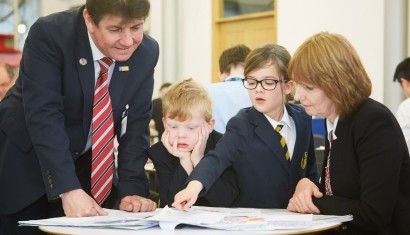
top-left (40, 222), bottom-right (341, 235)
top-left (39, 208), bottom-right (343, 235)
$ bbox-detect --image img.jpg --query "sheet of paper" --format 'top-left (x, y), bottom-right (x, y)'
top-left (19, 209), bottom-right (158, 229)
top-left (148, 206), bottom-right (313, 231)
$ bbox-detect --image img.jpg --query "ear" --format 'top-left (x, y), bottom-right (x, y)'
top-left (83, 9), bottom-right (96, 33)
top-left (218, 72), bottom-right (227, 82)
top-left (401, 78), bottom-right (410, 87)
top-left (162, 117), bottom-right (167, 130)
top-left (284, 80), bottom-right (295, 95)
top-left (208, 118), bottom-right (215, 129)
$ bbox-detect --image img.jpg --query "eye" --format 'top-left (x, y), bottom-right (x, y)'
top-left (168, 124), bottom-right (177, 129)
top-left (131, 25), bottom-right (142, 31)
top-left (304, 85), bottom-right (314, 90)
top-left (108, 27), bottom-right (121, 32)
top-left (247, 80), bottom-right (256, 86)
top-left (264, 80), bottom-right (276, 86)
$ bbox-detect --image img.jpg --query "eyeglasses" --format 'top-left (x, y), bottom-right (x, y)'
top-left (241, 78), bottom-right (286, 91)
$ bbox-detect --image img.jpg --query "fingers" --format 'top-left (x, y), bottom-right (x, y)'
top-left (94, 203), bottom-right (108, 216)
top-left (290, 193), bottom-right (320, 214)
top-left (172, 191), bottom-right (192, 211)
top-left (119, 200), bottom-right (133, 212)
top-left (119, 196), bottom-right (157, 212)
top-left (172, 197), bottom-right (193, 211)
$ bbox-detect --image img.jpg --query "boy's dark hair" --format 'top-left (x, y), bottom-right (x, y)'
top-left (219, 44), bottom-right (251, 74)
top-left (394, 57), bottom-right (410, 83)
top-left (159, 82), bottom-right (172, 92)
top-left (86, 0), bottom-right (150, 25)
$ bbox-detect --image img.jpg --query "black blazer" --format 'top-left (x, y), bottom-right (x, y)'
top-left (189, 104), bottom-right (319, 208)
top-left (313, 98), bottom-right (410, 235)
top-left (147, 130), bottom-right (238, 207)
top-left (0, 6), bottom-right (159, 214)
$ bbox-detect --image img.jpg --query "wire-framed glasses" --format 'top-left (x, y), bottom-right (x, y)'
top-left (241, 78), bottom-right (285, 91)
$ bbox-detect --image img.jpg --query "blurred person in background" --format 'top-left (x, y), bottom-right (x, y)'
top-left (0, 62), bottom-right (16, 101)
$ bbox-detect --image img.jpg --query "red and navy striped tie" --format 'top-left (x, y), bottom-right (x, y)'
top-left (91, 57), bottom-right (114, 205)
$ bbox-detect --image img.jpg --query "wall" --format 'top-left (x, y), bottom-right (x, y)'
top-left (277, 0), bottom-right (385, 102)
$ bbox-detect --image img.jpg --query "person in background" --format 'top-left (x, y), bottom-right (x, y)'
top-left (147, 78), bottom-right (238, 207)
top-left (0, 62), bottom-right (16, 100)
top-left (151, 82), bottom-right (172, 138)
top-left (0, 1), bottom-right (159, 234)
top-left (287, 32), bottom-right (410, 235)
top-left (206, 44), bottom-right (252, 133)
top-left (173, 44), bottom-right (318, 210)
top-left (393, 57), bottom-right (410, 151)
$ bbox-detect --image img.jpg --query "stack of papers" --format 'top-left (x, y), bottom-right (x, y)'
top-left (19, 206), bottom-right (353, 231)
top-left (150, 206), bottom-right (313, 230)
top-left (19, 209), bottom-right (158, 230)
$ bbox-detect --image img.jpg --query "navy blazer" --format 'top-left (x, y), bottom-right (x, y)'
top-left (148, 130), bottom-right (238, 207)
top-left (313, 99), bottom-right (410, 235)
top-left (0, 6), bottom-right (159, 214)
top-left (188, 104), bottom-right (319, 208)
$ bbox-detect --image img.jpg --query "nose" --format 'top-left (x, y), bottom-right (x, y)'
top-left (254, 82), bottom-right (264, 92)
top-left (294, 84), bottom-right (302, 101)
top-left (119, 30), bottom-right (134, 46)
top-left (177, 128), bottom-right (187, 138)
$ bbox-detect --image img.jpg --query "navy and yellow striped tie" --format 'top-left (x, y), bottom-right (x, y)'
top-left (275, 124), bottom-right (290, 161)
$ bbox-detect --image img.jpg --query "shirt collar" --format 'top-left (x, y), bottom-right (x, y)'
top-left (87, 32), bottom-right (115, 63)
top-left (326, 115), bottom-right (339, 141)
top-left (264, 106), bottom-right (293, 130)
top-left (224, 75), bottom-right (245, 82)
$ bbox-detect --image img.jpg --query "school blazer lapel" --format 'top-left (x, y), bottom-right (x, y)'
top-left (75, 22), bottom-right (95, 139)
top-left (286, 105), bottom-right (308, 169)
top-left (250, 108), bottom-right (292, 176)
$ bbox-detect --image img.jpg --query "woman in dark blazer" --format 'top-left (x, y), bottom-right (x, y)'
top-left (287, 32), bottom-right (410, 235)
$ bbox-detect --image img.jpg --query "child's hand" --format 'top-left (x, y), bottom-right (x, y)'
top-left (161, 129), bottom-right (191, 161)
top-left (191, 122), bottom-right (212, 166)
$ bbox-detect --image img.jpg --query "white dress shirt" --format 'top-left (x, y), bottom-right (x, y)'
top-left (396, 98), bottom-right (410, 151)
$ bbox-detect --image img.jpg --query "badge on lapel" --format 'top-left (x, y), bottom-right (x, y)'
top-left (301, 152), bottom-right (308, 169)
top-left (119, 66), bottom-right (129, 71)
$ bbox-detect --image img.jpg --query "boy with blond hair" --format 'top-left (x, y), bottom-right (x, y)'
top-left (147, 78), bottom-right (238, 207)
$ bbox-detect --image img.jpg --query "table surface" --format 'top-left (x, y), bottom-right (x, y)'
top-left (40, 222), bottom-right (340, 235)
top-left (39, 208), bottom-right (343, 235)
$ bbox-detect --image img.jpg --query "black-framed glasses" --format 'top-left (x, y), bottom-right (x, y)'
top-left (241, 78), bottom-right (285, 91)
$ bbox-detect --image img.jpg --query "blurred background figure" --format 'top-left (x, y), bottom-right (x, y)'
top-left (0, 62), bottom-right (16, 101)
top-left (206, 44), bottom-right (252, 133)
top-left (393, 57), bottom-right (410, 151)
top-left (151, 82), bottom-right (172, 139)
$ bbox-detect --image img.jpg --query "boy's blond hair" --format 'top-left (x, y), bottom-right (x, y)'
top-left (162, 78), bottom-right (213, 122)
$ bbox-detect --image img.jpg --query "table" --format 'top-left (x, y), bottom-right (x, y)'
top-left (40, 222), bottom-right (341, 235)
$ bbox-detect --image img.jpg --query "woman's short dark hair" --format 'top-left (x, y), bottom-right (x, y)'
top-left (289, 32), bottom-right (372, 119)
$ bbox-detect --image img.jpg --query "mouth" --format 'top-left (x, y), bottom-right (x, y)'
top-left (254, 97), bottom-right (265, 104)
top-left (177, 143), bottom-right (189, 148)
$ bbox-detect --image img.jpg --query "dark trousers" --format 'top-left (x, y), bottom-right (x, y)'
top-left (0, 150), bottom-right (118, 235)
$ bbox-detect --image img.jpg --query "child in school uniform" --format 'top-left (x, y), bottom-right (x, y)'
top-left (147, 78), bottom-right (238, 207)
top-left (172, 44), bottom-right (319, 210)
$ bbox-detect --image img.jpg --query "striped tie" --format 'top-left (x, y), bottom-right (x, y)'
top-left (275, 124), bottom-right (290, 161)
top-left (324, 130), bottom-right (333, 196)
top-left (91, 57), bottom-right (114, 205)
